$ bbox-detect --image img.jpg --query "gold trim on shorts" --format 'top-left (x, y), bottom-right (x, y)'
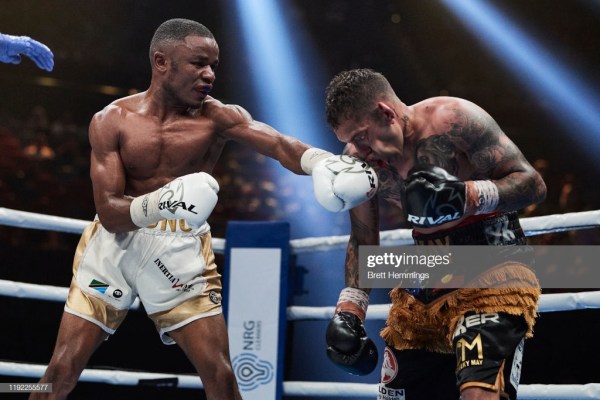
top-left (381, 263), bottom-right (540, 353)
top-left (66, 221), bottom-right (129, 332)
top-left (459, 360), bottom-right (510, 399)
top-left (149, 232), bottom-right (223, 343)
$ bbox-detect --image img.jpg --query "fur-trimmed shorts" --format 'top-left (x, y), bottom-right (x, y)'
top-left (378, 211), bottom-right (540, 399)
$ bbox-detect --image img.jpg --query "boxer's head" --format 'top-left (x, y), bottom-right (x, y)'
top-left (149, 19), bottom-right (219, 108)
top-left (326, 69), bottom-right (405, 163)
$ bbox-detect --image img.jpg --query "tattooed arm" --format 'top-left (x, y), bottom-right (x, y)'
top-left (339, 143), bottom-right (382, 290)
top-left (326, 190), bottom-right (380, 376)
top-left (345, 196), bottom-right (380, 292)
top-left (446, 100), bottom-right (547, 212)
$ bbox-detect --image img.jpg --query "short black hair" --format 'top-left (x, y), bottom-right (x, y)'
top-left (325, 68), bottom-right (393, 129)
top-left (149, 18), bottom-right (214, 61)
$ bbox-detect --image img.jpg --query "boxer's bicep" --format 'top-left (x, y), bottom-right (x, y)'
top-left (89, 110), bottom-right (129, 219)
top-left (452, 107), bottom-right (546, 211)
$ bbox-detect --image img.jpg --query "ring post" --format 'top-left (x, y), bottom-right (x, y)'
top-left (223, 221), bottom-right (289, 400)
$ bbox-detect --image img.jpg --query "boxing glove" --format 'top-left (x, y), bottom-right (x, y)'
top-left (0, 33), bottom-right (54, 71)
top-left (301, 148), bottom-right (378, 212)
top-left (130, 172), bottom-right (219, 229)
top-left (326, 288), bottom-right (378, 375)
top-left (403, 164), bottom-right (499, 228)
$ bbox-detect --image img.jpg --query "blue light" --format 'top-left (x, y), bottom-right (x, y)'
top-left (233, 0), bottom-right (316, 130)
top-left (440, 0), bottom-right (600, 167)
top-left (230, 0), bottom-right (348, 238)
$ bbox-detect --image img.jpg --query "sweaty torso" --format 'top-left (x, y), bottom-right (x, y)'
top-left (107, 94), bottom-right (229, 197)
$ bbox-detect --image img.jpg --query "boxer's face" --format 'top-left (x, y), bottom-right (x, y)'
top-left (334, 110), bottom-right (404, 163)
top-left (163, 35), bottom-right (219, 108)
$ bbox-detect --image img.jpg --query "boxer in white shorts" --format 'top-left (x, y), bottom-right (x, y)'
top-left (66, 218), bottom-right (222, 344)
top-left (30, 19), bottom-right (376, 400)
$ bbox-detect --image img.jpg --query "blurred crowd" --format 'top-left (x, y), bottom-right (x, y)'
top-left (1, 106), bottom-right (92, 249)
top-left (1, 105), bottom-right (599, 251)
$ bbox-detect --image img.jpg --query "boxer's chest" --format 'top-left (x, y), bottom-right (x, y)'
top-left (118, 117), bottom-right (223, 178)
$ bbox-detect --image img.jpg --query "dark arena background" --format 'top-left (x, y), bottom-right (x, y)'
top-left (1, 1), bottom-right (600, 399)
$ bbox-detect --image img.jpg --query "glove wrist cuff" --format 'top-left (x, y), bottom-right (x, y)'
top-left (129, 189), bottom-right (161, 228)
top-left (466, 180), bottom-right (499, 215)
top-left (335, 302), bottom-right (367, 321)
top-left (336, 287), bottom-right (369, 321)
top-left (300, 148), bottom-right (333, 175)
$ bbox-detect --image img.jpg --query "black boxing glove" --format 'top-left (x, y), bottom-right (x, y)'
top-left (326, 312), bottom-right (378, 375)
top-left (402, 164), bottom-right (500, 228)
top-left (326, 288), bottom-right (378, 375)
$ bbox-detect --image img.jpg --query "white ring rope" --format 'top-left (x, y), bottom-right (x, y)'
top-left (0, 207), bottom-right (89, 234)
top-left (0, 361), bottom-right (203, 389)
top-left (2, 207), bottom-right (600, 399)
top-left (0, 207), bottom-right (227, 253)
top-left (2, 207), bottom-right (600, 254)
top-left (287, 290), bottom-right (600, 321)
top-left (0, 279), bottom-right (142, 310)
top-left (2, 279), bottom-right (599, 318)
top-left (0, 361), bottom-right (599, 398)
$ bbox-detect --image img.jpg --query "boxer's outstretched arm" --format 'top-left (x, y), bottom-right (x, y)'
top-left (217, 103), bottom-right (378, 212)
top-left (218, 104), bottom-right (310, 175)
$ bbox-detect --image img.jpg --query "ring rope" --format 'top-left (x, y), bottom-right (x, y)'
top-left (1, 279), bottom-right (598, 319)
top-left (287, 290), bottom-right (600, 321)
top-left (0, 361), bottom-right (599, 398)
top-left (0, 207), bottom-right (227, 253)
top-left (0, 361), bottom-right (203, 389)
top-left (0, 279), bottom-right (142, 310)
top-left (0, 361), bottom-right (600, 400)
top-left (0, 207), bottom-right (88, 234)
top-left (2, 207), bottom-right (600, 254)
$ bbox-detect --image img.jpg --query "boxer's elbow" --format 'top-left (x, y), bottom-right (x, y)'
top-left (96, 201), bottom-right (136, 233)
top-left (525, 169), bottom-right (547, 205)
top-left (98, 216), bottom-right (135, 234)
top-left (96, 211), bottom-right (121, 233)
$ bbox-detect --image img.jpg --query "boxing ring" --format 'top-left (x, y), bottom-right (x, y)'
top-left (1, 206), bottom-right (600, 399)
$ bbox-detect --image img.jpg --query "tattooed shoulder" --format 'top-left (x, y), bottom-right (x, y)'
top-left (414, 105), bottom-right (509, 178)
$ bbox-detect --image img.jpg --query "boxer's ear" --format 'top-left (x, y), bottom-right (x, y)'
top-left (376, 102), bottom-right (396, 125)
top-left (153, 51), bottom-right (167, 72)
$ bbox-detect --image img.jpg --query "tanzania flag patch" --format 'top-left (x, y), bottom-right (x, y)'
top-left (89, 279), bottom-right (109, 294)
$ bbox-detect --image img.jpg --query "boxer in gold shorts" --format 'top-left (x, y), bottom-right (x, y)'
top-left (323, 69), bottom-right (546, 400)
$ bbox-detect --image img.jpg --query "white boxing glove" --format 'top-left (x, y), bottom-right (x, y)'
top-left (130, 172), bottom-right (219, 228)
top-left (301, 148), bottom-right (378, 212)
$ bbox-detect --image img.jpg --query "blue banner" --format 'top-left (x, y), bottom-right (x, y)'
top-left (224, 221), bottom-right (289, 400)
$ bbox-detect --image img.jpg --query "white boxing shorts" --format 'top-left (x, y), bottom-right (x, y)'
top-left (65, 218), bottom-right (222, 344)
